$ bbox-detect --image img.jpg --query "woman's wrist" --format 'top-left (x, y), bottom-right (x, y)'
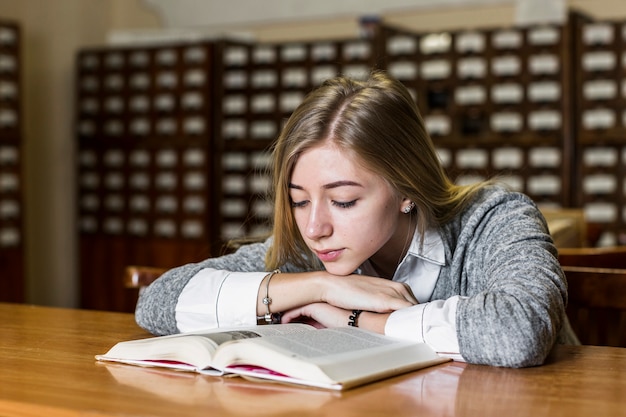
top-left (296, 271), bottom-right (329, 304)
top-left (315, 270), bottom-right (335, 304)
top-left (356, 311), bottom-right (389, 334)
top-left (256, 271), bottom-right (328, 316)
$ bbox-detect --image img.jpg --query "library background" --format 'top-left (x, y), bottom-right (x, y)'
top-left (1, 4), bottom-right (626, 312)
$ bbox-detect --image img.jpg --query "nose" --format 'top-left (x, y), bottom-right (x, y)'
top-left (303, 203), bottom-right (332, 240)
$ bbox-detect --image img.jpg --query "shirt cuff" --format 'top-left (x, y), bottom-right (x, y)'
top-left (385, 303), bottom-right (428, 343)
top-left (217, 270), bottom-right (267, 327)
top-left (175, 268), bottom-right (266, 332)
top-left (385, 296), bottom-right (463, 358)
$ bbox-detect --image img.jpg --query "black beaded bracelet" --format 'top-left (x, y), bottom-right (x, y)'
top-left (348, 310), bottom-right (363, 327)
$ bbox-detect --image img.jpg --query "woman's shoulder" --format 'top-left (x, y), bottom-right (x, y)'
top-left (443, 183), bottom-right (544, 239)
top-left (437, 184), bottom-right (553, 266)
top-left (467, 183), bottom-right (538, 214)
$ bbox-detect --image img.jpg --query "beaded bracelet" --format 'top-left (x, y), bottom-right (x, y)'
top-left (348, 309), bottom-right (363, 327)
top-left (262, 269), bottom-right (281, 324)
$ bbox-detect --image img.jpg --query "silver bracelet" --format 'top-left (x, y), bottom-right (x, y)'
top-left (262, 269), bottom-right (281, 324)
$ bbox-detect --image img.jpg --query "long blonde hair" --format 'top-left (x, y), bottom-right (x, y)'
top-left (265, 71), bottom-right (488, 270)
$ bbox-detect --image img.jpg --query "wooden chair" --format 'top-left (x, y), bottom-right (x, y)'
top-left (541, 208), bottom-right (587, 248)
top-left (558, 246), bottom-right (626, 347)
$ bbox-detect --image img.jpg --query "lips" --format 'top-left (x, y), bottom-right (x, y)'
top-left (315, 248), bottom-right (344, 262)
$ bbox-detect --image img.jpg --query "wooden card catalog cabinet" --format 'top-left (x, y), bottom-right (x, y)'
top-left (75, 35), bottom-right (377, 312)
top-left (75, 42), bottom-right (216, 312)
top-left (0, 19), bottom-right (22, 303)
top-left (573, 16), bottom-right (626, 246)
top-left (380, 22), bottom-right (573, 208)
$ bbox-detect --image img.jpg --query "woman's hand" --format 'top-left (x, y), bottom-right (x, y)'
top-left (320, 273), bottom-right (418, 313)
top-left (280, 303), bottom-right (347, 328)
top-left (281, 303), bottom-right (392, 334)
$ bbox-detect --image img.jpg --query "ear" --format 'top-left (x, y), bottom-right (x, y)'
top-left (399, 197), bottom-right (409, 212)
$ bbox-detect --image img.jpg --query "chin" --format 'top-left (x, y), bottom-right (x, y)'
top-left (322, 263), bottom-right (357, 276)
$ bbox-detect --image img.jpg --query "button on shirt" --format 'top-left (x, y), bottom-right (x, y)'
top-left (175, 228), bottom-right (463, 358)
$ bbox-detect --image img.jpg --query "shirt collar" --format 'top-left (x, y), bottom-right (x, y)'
top-left (406, 226), bottom-right (446, 266)
top-left (357, 226), bottom-right (446, 276)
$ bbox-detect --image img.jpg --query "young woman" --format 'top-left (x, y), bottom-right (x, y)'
top-left (135, 71), bottom-right (578, 368)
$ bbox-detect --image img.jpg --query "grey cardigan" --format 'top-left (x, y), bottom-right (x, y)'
top-left (136, 186), bottom-right (578, 368)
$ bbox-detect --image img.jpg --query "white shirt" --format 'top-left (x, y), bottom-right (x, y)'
top-left (175, 228), bottom-right (462, 358)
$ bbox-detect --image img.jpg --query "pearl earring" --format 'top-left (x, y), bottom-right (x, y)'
top-left (403, 202), bottom-right (415, 214)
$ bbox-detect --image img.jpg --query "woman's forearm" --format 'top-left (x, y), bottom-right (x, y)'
top-left (256, 271), bottom-right (325, 318)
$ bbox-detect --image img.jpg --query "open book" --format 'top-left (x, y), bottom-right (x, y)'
top-left (96, 324), bottom-right (450, 391)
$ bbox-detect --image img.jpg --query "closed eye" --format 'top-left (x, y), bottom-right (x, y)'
top-left (332, 200), bottom-right (357, 209)
top-left (291, 200), bottom-right (308, 208)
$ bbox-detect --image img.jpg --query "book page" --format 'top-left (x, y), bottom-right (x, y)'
top-left (239, 327), bottom-right (400, 358)
top-left (213, 327), bottom-right (448, 390)
top-left (96, 323), bottom-right (315, 371)
top-left (189, 323), bottom-right (314, 347)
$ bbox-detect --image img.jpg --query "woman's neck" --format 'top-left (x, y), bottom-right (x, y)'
top-left (369, 216), bottom-right (416, 279)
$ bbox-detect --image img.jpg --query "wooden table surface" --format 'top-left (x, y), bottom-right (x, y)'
top-left (1, 302), bottom-right (625, 417)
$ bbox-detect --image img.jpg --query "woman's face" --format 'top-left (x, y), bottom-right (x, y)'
top-left (289, 141), bottom-right (410, 276)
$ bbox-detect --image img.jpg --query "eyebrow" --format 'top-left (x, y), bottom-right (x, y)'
top-left (289, 180), bottom-right (363, 190)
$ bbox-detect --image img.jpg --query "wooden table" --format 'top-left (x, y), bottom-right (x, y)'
top-left (1, 303), bottom-right (625, 417)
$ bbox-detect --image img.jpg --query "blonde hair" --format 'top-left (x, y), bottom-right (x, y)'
top-left (265, 71), bottom-right (489, 270)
